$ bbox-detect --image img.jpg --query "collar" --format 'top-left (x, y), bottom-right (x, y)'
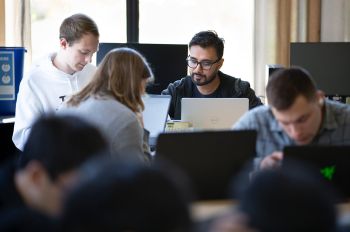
top-left (268, 108), bottom-right (284, 132)
top-left (319, 99), bottom-right (338, 131)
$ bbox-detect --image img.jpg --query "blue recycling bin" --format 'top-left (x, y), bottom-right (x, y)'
top-left (0, 47), bottom-right (26, 116)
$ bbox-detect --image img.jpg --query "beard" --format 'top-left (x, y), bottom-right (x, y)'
top-left (191, 70), bottom-right (218, 86)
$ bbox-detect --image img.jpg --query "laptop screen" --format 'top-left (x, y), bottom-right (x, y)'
top-left (155, 130), bottom-right (257, 200)
top-left (181, 98), bottom-right (248, 130)
top-left (142, 95), bottom-right (171, 147)
top-left (283, 145), bottom-right (350, 201)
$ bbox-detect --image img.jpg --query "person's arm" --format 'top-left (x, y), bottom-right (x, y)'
top-left (244, 87), bottom-right (263, 109)
top-left (161, 82), bottom-right (176, 119)
top-left (12, 80), bottom-right (42, 151)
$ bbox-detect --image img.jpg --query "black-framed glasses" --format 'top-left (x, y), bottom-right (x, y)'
top-left (186, 56), bottom-right (220, 70)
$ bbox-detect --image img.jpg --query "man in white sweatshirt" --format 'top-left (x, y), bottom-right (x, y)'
top-left (13, 13), bottom-right (100, 150)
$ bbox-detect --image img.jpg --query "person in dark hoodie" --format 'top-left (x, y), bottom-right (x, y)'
top-left (161, 30), bottom-right (262, 119)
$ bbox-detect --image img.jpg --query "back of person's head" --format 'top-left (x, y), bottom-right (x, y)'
top-left (18, 115), bottom-right (107, 181)
top-left (189, 30), bottom-right (225, 59)
top-left (68, 47), bottom-right (153, 113)
top-left (59, 13), bottom-right (99, 45)
top-left (0, 208), bottom-right (57, 232)
top-left (266, 66), bottom-right (318, 110)
top-left (235, 162), bottom-right (337, 232)
top-left (60, 158), bottom-right (192, 232)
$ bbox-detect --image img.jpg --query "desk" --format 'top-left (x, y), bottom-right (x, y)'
top-left (192, 200), bottom-right (350, 225)
top-left (191, 200), bottom-right (234, 221)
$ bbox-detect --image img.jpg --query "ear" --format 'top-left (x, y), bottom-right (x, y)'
top-left (14, 161), bottom-right (50, 207)
top-left (217, 58), bottom-right (224, 69)
top-left (316, 90), bottom-right (325, 106)
top-left (59, 38), bottom-right (69, 49)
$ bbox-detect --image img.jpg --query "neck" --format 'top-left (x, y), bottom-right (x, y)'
top-left (197, 74), bottom-right (220, 95)
top-left (53, 53), bottom-right (74, 75)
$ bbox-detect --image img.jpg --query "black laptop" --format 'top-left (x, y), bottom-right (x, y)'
top-left (155, 130), bottom-right (257, 200)
top-left (283, 145), bottom-right (350, 201)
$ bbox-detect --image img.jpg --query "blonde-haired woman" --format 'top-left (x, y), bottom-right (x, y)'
top-left (60, 47), bottom-right (152, 163)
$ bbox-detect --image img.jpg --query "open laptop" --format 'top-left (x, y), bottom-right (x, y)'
top-left (155, 130), bottom-right (257, 200)
top-left (181, 98), bottom-right (249, 130)
top-left (283, 145), bottom-right (350, 201)
top-left (142, 94), bottom-right (171, 148)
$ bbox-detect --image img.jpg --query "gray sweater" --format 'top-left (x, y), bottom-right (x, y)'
top-left (59, 96), bottom-right (147, 163)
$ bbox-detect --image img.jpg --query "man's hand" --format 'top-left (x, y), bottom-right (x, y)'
top-left (259, 151), bottom-right (283, 170)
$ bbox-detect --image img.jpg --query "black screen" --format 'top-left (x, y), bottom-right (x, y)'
top-left (290, 42), bottom-right (350, 96)
top-left (97, 43), bottom-right (188, 94)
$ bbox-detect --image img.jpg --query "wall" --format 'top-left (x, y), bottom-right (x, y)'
top-left (321, 0), bottom-right (350, 41)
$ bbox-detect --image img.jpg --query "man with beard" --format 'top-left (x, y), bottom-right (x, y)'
top-left (161, 30), bottom-right (262, 120)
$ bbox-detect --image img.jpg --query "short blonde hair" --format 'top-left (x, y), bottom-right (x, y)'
top-left (67, 47), bottom-right (152, 112)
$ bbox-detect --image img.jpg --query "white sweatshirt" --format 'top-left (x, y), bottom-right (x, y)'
top-left (12, 53), bottom-right (96, 150)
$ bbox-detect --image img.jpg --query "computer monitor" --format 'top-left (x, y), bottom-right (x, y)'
top-left (155, 130), bottom-right (256, 200)
top-left (290, 42), bottom-right (350, 98)
top-left (97, 43), bottom-right (188, 94)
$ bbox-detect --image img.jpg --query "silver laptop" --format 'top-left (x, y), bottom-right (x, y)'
top-left (181, 98), bottom-right (248, 130)
top-left (142, 94), bottom-right (171, 147)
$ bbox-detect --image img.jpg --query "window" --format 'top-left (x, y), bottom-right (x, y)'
top-left (139, 0), bottom-right (255, 86)
top-left (30, 0), bottom-right (126, 64)
top-left (29, 0), bottom-right (254, 86)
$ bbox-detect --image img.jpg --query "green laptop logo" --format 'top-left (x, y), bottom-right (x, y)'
top-left (320, 165), bottom-right (336, 181)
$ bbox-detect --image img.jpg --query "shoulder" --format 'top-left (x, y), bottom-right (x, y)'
top-left (325, 100), bottom-right (350, 124)
top-left (30, 53), bottom-right (55, 70)
top-left (24, 53), bottom-right (55, 82)
top-left (60, 97), bottom-right (139, 130)
top-left (86, 97), bottom-right (137, 120)
top-left (233, 105), bottom-right (273, 129)
top-left (219, 71), bottom-right (251, 92)
top-left (80, 97), bottom-right (134, 113)
top-left (161, 76), bottom-right (191, 94)
top-left (171, 76), bottom-right (191, 88)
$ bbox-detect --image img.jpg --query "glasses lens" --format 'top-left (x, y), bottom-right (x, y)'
top-left (201, 61), bottom-right (213, 70)
top-left (187, 59), bottom-right (197, 68)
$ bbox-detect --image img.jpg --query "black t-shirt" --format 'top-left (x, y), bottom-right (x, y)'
top-left (192, 82), bottom-right (223, 98)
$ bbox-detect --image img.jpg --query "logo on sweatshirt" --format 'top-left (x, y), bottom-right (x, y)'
top-left (59, 95), bottom-right (66, 102)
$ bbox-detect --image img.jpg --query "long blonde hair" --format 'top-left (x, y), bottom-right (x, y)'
top-left (67, 47), bottom-right (153, 112)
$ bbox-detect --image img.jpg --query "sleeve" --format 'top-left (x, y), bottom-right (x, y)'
top-left (245, 87), bottom-right (263, 109)
top-left (232, 110), bottom-right (254, 130)
top-left (160, 83), bottom-right (173, 96)
top-left (233, 78), bottom-right (263, 110)
top-left (12, 79), bottom-right (43, 151)
top-left (161, 82), bottom-right (176, 119)
top-left (232, 111), bottom-right (262, 170)
top-left (238, 81), bottom-right (263, 109)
